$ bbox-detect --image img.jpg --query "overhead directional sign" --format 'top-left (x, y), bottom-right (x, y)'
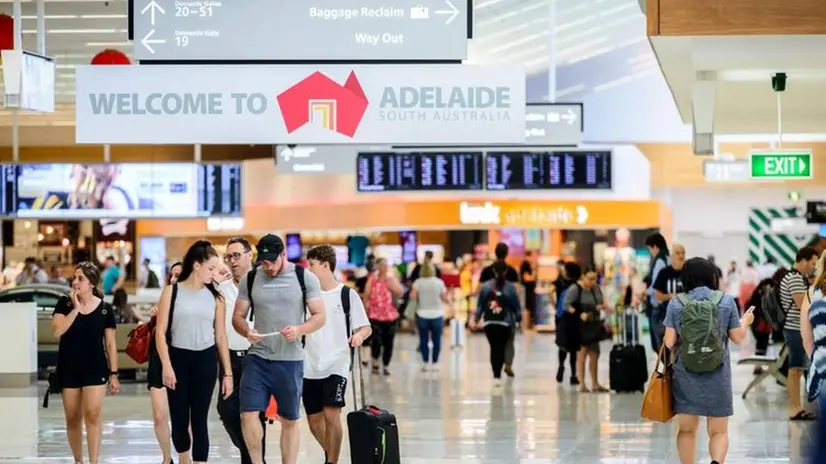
top-left (132, 0), bottom-right (469, 61)
top-left (524, 103), bottom-right (583, 146)
top-left (276, 145), bottom-right (359, 175)
top-left (749, 150), bottom-right (813, 180)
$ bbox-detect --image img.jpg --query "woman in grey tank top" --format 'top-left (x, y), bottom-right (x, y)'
top-left (154, 241), bottom-right (234, 464)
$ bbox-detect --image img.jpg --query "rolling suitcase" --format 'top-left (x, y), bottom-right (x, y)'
top-left (609, 307), bottom-right (648, 393)
top-left (347, 349), bottom-right (401, 464)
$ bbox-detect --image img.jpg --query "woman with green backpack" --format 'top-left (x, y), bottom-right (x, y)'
top-left (662, 257), bottom-right (755, 464)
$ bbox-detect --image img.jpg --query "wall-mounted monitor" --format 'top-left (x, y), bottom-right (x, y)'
top-left (12, 163), bottom-right (241, 218)
top-left (806, 201), bottom-right (826, 224)
top-left (357, 151), bottom-right (484, 192)
top-left (485, 150), bottom-right (612, 190)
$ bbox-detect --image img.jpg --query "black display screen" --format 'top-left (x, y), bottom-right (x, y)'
top-left (357, 152), bottom-right (484, 192)
top-left (806, 201), bottom-right (826, 224)
top-left (485, 150), bottom-right (612, 190)
top-left (0, 165), bottom-right (16, 215)
top-left (198, 164), bottom-right (242, 217)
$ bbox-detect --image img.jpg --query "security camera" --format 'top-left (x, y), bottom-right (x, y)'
top-left (772, 73), bottom-right (786, 92)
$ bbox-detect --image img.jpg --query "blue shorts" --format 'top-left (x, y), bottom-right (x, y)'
top-left (784, 329), bottom-right (810, 370)
top-left (239, 355), bottom-right (303, 421)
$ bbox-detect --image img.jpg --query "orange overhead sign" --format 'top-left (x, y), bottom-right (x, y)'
top-left (138, 199), bottom-right (663, 236)
top-left (407, 199), bottom-right (661, 229)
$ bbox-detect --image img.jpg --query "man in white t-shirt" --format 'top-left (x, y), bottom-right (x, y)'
top-left (217, 236), bottom-right (265, 464)
top-left (305, 245), bottom-right (371, 464)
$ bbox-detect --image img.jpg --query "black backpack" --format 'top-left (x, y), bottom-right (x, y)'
top-left (246, 265), bottom-right (309, 346)
top-left (762, 268), bottom-right (804, 331)
top-left (482, 285), bottom-right (510, 323)
top-left (146, 269), bottom-right (161, 289)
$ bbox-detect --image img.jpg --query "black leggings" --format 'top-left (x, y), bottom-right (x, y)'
top-left (558, 348), bottom-right (577, 374)
top-left (370, 320), bottom-right (397, 366)
top-left (484, 324), bottom-right (511, 379)
top-left (167, 345), bottom-right (218, 461)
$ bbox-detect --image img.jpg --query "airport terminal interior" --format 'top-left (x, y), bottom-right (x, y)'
top-left (0, 0), bottom-right (825, 463)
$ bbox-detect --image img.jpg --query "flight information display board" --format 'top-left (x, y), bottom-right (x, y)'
top-left (486, 150), bottom-right (612, 190)
top-left (357, 152), bottom-right (484, 192)
top-left (198, 164), bottom-right (242, 216)
top-left (0, 165), bottom-right (17, 215)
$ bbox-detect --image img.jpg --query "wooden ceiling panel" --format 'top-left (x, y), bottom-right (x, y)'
top-left (653, 0), bottom-right (826, 36)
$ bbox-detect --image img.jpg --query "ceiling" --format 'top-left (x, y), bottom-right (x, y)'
top-left (651, 34), bottom-right (826, 135)
top-left (0, 0), bottom-right (652, 128)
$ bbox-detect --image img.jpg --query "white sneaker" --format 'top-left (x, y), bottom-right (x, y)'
top-left (493, 378), bottom-right (502, 388)
top-left (421, 364), bottom-right (429, 372)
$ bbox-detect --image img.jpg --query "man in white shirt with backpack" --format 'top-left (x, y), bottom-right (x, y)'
top-left (305, 245), bottom-right (372, 464)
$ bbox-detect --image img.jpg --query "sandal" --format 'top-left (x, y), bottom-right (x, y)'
top-left (790, 410), bottom-right (816, 421)
top-left (371, 365), bottom-right (380, 375)
top-left (593, 385), bottom-right (610, 393)
top-left (578, 386), bottom-right (591, 393)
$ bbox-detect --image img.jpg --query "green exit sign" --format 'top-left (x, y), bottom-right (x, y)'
top-left (750, 150), bottom-right (813, 180)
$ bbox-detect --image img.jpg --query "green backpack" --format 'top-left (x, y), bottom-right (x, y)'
top-left (677, 291), bottom-right (725, 373)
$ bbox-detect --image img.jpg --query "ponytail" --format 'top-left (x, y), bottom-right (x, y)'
top-left (92, 286), bottom-right (104, 299)
top-left (492, 261), bottom-right (508, 291)
top-left (814, 251), bottom-right (826, 295)
top-left (205, 282), bottom-right (223, 301)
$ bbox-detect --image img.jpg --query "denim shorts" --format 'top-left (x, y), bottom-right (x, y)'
top-left (783, 329), bottom-right (809, 370)
top-left (239, 355), bottom-right (303, 421)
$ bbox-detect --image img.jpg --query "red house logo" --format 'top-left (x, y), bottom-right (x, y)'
top-left (276, 71), bottom-right (369, 138)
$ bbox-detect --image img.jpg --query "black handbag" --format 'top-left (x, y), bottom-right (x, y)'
top-left (43, 369), bottom-right (59, 408)
top-left (580, 316), bottom-right (610, 346)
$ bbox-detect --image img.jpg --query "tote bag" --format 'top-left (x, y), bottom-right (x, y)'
top-left (641, 344), bottom-right (675, 423)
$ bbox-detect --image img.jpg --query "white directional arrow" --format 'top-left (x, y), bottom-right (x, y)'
top-left (141, 0), bottom-right (166, 26)
top-left (141, 29), bottom-right (166, 54)
top-left (576, 205), bottom-right (589, 225)
top-left (799, 158), bottom-right (806, 173)
top-left (435, 0), bottom-right (459, 25)
top-left (561, 107), bottom-right (577, 125)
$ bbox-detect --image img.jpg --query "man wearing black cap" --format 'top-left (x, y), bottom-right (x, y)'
top-left (232, 234), bottom-right (326, 464)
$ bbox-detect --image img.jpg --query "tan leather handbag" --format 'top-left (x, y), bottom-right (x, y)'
top-left (641, 344), bottom-right (675, 423)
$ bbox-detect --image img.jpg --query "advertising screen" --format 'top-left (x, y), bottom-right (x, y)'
top-left (399, 230), bottom-right (418, 264)
top-left (286, 234), bottom-right (303, 262)
top-left (486, 150), bottom-right (612, 190)
top-left (13, 163), bottom-right (241, 218)
top-left (357, 151), bottom-right (484, 192)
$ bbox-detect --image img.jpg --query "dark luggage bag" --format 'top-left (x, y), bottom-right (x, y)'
top-left (347, 350), bottom-right (401, 464)
top-left (609, 308), bottom-right (648, 393)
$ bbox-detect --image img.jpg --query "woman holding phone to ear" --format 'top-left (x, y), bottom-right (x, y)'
top-left (155, 242), bottom-right (233, 464)
top-left (51, 262), bottom-right (120, 464)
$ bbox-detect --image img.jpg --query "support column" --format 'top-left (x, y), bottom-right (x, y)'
top-left (36, 0), bottom-right (46, 55)
top-left (692, 71), bottom-right (717, 155)
top-left (547, 0), bottom-right (556, 102)
top-left (11, 0), bottom-right (22, 162)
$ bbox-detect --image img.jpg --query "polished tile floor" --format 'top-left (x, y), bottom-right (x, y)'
top-left (0, 332), bottom-right (816, 463)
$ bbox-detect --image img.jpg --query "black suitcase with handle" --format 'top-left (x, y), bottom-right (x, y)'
top-left (609, 307), bottom-right (648, 393)
top-left (347, 350), bottom-right (401, 464)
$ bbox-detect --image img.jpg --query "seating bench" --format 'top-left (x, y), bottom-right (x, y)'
top-left (736, 344), bottom-right (788, 399)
